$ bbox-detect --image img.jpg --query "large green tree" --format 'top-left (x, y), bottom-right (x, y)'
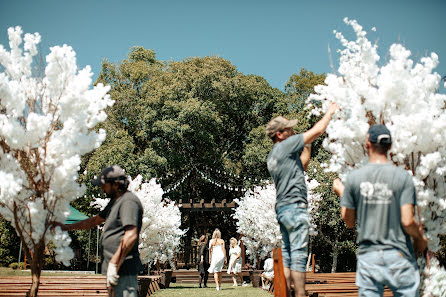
top-left (82, 47), bottom-right (284, 201)
top-left (77, 48), bottom-right (285, 260)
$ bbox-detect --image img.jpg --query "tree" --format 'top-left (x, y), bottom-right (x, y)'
top-left (0, 218), bottom-right (21, 267)
top-left (80, 48), bottom-right (285, 250)
top-left (308, 18), bottom-right (446, 294)
top-left (0, 27), bottom-right (113, 296)
top-left (233, 184), bottom-right (281, 266)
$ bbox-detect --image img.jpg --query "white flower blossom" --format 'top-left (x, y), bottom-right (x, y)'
top-left (308, 18), bottom-right (446, 296)
top-left (0, 27), bottom-right (113, 270)
top-left (233, 178), bottom-right (321, 265)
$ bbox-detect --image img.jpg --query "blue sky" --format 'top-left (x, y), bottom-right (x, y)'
top-left (1, 0), bottom-right (445, 90)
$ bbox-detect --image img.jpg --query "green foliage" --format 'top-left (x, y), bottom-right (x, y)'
top-left (0, 218), bottom-right (20, 267)
top-left (8, 262), bottom-right (24, 270)
top-left (82, 49), bottom-right (284, 206)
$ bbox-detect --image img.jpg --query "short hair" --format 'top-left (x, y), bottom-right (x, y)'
top-left (370, 142), bottom-right (391, 155)
top-left (212, 229), bottom-right (221, 240)
top-left (230, 237), bottom-right (237, 245)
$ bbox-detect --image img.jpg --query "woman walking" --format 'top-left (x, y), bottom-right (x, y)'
top-left (197, 235), bottom-right (210, 288)
top-left (227, 238), bottom-right (243, 286)
top-left (208, 229), bottom-right (227, 291)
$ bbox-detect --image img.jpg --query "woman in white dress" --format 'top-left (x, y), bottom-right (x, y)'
top-left (208, 229), bottom-right (227, 291)
top-left (227, 237), bottom-right (243, 286)
top-left (261, 256), bottom-right (274, 290)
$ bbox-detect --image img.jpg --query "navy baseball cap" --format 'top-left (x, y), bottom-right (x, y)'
top-left (91, 165), bottom-right (127, 186)
top-left (368, 124), bottom-right (392, 144)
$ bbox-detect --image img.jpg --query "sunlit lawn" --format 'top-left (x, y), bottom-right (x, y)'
top-left (152, 283), bottom-right (271, 297)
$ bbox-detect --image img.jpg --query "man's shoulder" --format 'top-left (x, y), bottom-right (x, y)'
top-left (122, 191), bottom-right (143, 207)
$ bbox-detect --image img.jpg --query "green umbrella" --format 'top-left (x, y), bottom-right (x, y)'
top-left (65, 206), bottom-right (89, 224)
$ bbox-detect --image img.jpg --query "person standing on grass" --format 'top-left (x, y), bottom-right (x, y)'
top-left (227, 237), bottom-right (243, 286)
top-left (208, 229), bottom-right (227, 291)
top-left (197, 235), bottom-right (210, 288)
top-left (266, 102), bottom-right (339, 297)
top-left (52, 165), bottom-right (143, 297)
top-left (333, 124), bottom-right (428, 297)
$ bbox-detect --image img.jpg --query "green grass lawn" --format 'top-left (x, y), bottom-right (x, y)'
top-left (152, 283), bottom-right (271, 297)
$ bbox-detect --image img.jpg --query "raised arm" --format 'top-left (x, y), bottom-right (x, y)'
top-left (303, 102), bottom-right (339, 145)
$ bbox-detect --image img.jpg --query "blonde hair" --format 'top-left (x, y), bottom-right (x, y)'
top-left (230, 237), bottom-right (237, 246)
top-left (212, 228), bottom-right (221, 240)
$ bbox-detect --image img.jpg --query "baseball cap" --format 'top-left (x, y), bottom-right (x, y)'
top-left (266, 116), bottom-right (298, 138)
top-left (368, 124), bottom-right (392, 144)
top-left (91, 165), bottom-right (127, 186)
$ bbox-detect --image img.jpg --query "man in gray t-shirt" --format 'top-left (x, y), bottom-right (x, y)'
top-left (54, 165), bottom-right (143, 297)
top-left (333, 125), bottom-right (427, 297)
top-left (266, 102), bottom-right (338, 297)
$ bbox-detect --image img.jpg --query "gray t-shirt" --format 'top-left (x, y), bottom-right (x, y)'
top-left (267, 134), bottom-right (306, 210)
top-left (99, 191), bottom-right (143, 275)
top-left (340, 162), bottom-right (417, 259)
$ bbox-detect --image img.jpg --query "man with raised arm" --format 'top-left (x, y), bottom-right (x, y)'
top-left (53, 165), bottom-right (143, 297)
top-left (266, 102), bottom-right (339, 297)
top-left (333, 125), bottom-right (428, 297)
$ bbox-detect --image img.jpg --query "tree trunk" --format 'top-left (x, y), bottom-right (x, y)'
top-left (331, 241), bottom-right (338, 273)
top-left (28, 243), bottom-right (45, 297)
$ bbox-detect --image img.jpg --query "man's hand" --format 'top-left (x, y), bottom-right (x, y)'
top-left (333, 178), bottom-right (345, 197)
top-left (49, 221), bottom-right (68, 231)
top-left (413, 235), bottom-right (428, 257)
top-left (327, 101), bottom-right (340, 115)
top-left (107, 263), bottom-right (119, 287)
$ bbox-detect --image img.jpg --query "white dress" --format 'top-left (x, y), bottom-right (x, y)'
top-left (227, 245), bottom-right (242, 274)
top-left (208, 242), bottom-right (225, 273)
top-left (263, 258), bottom-right (274, 278)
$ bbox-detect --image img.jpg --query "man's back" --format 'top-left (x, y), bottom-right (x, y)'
top-left (267, 134), bottom-right (306, 210)
top-left (341, 162), bottom-right (416, 259)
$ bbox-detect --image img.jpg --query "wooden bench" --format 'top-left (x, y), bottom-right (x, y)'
top-left (138, 275), bottom-right (161, 297)
top-left (0, 275), bottom-right (162, 297)
top-left (272, 249), bottom-right (394, 297)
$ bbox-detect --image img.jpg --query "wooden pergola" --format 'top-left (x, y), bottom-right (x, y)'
top-left (178, 199), bottom-right (235, 211)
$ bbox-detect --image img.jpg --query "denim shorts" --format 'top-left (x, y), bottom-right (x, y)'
top-left (276, 203), bottom-right (309, 272)
top-left (356, 249), bottom-right (420, 297)
top-left (111, 274), bottom-right (138, 297)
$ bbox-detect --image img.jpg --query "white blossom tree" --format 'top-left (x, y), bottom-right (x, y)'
top-left (0, 27), bottom-right (113, 296)
top-left (233, 178), bottom-right (322, 267)
top-left (307, 18), bottom-right (446, 295)
top-left (233, 183), bottom-right (280, 267)
top-left (92, 175), bottom-right (185, 268)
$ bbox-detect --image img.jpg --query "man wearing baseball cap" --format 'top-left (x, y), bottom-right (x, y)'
top-left (53, 165), bottom-right (143, 297)
top-left (333, 125), bottom-right (427, 296)
top-left (266, 102), bottom-right (339, 297)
